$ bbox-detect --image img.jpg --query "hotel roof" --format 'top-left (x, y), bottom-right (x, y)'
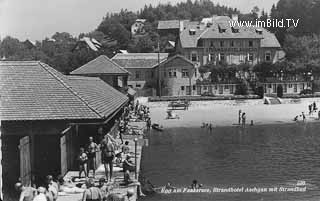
top-left (179, 16), bottom-right (281, 48)
top-left (70, 55), bottom-right (129, 75)
top-left (0, 61), bottom-right (128, 121)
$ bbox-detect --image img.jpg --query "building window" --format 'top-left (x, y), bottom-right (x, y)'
top-left (210, 41), bottom-right (214, 47)
top-left (284, 84), bottom-right (287, 93)
top-left (265, 52), bottom-right (271, 61)
top-left (136, 84), bottom-right (141, 88)
top-left (169, 69), bottom-right (177, 77)
top-left (135, 71), bottom-right (140, 79)
top-left (248, 53), bottom-right (253, 61)
top-left (219, 53), bottom-right (225, 61)
top-left (268, 84), bottom-right (272, 88)
top-left (182, 69), bottom-right (189, 77)
top-left (193, 85), bottom-right (196, 90)
top-left (230, 41), bottom-right (234, 47)
top-left (272, 84), bottom-right (276, 93)
top-left (294, 84), bottom-right (297, 92)
top-left (220, 41), bottom-right (224, 47)
top-left (238, 41), bottom-right (243, 47)
top-left (181, 86), bottom-right (185, 90)
top-left (191, 53), bottom-right (198, 62)
top-left (209, 53), bottom-right (215, 62)
top-left (151, 71), bottom-right (154, 78)
top-left (307, 83), bottom-right (311, 87)
top-left (224, 85), bottom-right (229, 89)
top-left (214, 85), bottom-right (218, 90)
top-left (249, 40), bottom-right (253, 47)
top-left (289, 84), bottom-right (292, 88)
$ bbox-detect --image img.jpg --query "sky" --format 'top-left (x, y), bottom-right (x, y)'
top-left (0, 0), bottom-right (279, 41)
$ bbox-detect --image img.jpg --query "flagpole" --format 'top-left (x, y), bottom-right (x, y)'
top-left (158, 39), bottom-right (161, 97)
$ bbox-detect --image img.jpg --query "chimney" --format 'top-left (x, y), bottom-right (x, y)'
top-left (232, 14), bottom-right (238, 21)
top-left (180, 20), bottom-right (184, 32)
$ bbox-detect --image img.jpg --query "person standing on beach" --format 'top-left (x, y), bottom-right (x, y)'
top-left (309, 104), bottom-right (312, 115)
top-left (302, 112), bottom-right (306, 122)
top-left (313, 102), bottom-right (317, 111)
top-left (242, 113), bottom-right (246, 127)
top-left (209, 123), bottom-right (213, 132)
top-left (238, 110), bottom-right (242, 125)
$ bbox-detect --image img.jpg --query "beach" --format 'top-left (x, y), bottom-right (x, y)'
top-left (142, 97), bottom-right (320, 128)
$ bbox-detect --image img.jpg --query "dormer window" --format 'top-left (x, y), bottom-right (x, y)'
top-left (219, 28), bottom-right (226, 33)
top-left (189, 29), bottom-right (196, 35)
top-left (255, 29), bottom-right (263, 34)
top-left (232, 27), bottom-right (239, 33)
top-left (218, 24), bottom-right (227, 33)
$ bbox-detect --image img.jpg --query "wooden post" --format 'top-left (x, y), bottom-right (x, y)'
top-left (134, 138), bottom-right (138, 179)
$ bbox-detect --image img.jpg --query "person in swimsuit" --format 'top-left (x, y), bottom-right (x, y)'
top-left (87, 137), bottom-right (98, 177)
top-left (78, 147), bottom-right (88, 178)
top-left (100, 136), bottom-right (115, 182)
top-left (242, 112), bottom-right (246, 127)
top-left (15, 182), bottom-right (37, 201)
top-left (81, 178), bottom-right (103, 201)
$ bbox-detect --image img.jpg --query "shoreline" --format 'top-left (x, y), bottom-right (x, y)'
top-left (142, 97), bottom-right (320, 128)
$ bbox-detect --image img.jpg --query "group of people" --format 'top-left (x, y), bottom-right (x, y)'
top-left (201, 122), bottom-right (213, 132)
top-left (15, 175), bottom-right (58, 201)
top-left (15, 100), bottom-right (149, 201)
top-left (294, 101), bottom-right (320, 122)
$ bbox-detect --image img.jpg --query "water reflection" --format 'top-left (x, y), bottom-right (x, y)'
top-left (140, 123), bottom-right (320, 201)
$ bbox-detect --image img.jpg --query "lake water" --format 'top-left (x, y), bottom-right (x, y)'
top-left (140, 123), bottom-right (320, 201)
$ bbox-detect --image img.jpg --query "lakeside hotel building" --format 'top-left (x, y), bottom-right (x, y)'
top-left (158, 15), bottom-right (299, 96)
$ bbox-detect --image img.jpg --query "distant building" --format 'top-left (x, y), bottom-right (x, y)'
top-left (0, 61), bottom-right (128, 201)
top-left (155, 54), bottom-right (197, 96)
top-left (73, 37), bottom-right (102, 51)
top-left (165, 41), bottom-right (176, 53)
top-left (23, 39), bottom-right (36, 49)
top-left (261, 76), bottom-right (312, 95)
top-left (157, 20), bottom-right (189, 35)
top-left (70, 55), bottom-right (129, 90)
top-left (176, 15), bottom-right (285, 69)
top-left (112, 53), bottom-right (168, 93)
top-left (131, 19), bottom-right (146, 35)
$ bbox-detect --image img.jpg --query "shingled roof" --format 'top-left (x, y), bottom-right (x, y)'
top-left (112, 53), bottom-right (169, 69)
top-left (157, 20), bottom-right (180, 30)
top-left (179, 16), bottom-right (280, 48)
top-left (70, 55), bottom-right (129, 75)
top-left (0, 61), bottom-right (128, 121)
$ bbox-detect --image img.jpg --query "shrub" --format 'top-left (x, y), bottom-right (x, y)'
top-left (235, 83), bottom-right (248, 95)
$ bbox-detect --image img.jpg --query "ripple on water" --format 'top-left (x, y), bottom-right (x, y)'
top-left (140, 124), bottom-right (320, 201)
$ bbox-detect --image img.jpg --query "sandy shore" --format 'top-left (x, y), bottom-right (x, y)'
top-left (140, 97), bottom-right (320, 128)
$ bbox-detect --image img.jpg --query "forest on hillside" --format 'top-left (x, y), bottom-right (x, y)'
top-left (0, 0), bottom-right (320, 74)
